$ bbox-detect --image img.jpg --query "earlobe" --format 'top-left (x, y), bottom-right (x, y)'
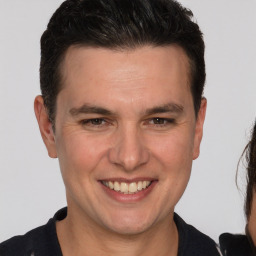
top-left (34, 95), bottom-right (57, 158)
top-left (193, 98), bottom-right (207, 160)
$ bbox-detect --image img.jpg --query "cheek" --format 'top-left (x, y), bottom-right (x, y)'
top-left (56, 132), bottom-right (108, 178)
top-left (148, 130), bottom-right (194, 195)
top-left (147, 132), bottom-right (194, 210)
top-left (148, 130), bottom-right (195, 167)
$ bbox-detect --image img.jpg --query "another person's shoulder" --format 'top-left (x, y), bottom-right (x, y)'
top-left (0, 208), bottom-right (65, 256)
top-left (219, 232), bottom-right (256, 256)
top-left (174, 213), bottom-right (221, 256)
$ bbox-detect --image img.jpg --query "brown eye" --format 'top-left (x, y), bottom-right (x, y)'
top-left (147, 118), bottom-right (175, 127)
top-left (152, 118), bottom-right (166, 125)
top-left (81, 118), bottom-right (106, 126)
top-left (90, 119), bottom-right (104, 125)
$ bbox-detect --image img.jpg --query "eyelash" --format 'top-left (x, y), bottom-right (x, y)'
top-left (80, 118), bottom-right (108, 127)
top-left (80, 117), bottom-right (175, 128)
top-left (146, 118), bottom-right (176, 127)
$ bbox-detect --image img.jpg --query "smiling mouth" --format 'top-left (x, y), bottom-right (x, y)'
top-left (101, 180), bottom-right (152, 194)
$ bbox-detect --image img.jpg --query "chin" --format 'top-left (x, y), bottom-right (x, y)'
top-left (102, 212), bottom-right (156, 236)
top-left (108, 223), bottom-right (150, 236)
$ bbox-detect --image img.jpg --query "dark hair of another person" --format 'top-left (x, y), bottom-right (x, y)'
top-left (40, 0), bottom-right (205, 127)
top-left (245, 121), bottom-right (256, 219)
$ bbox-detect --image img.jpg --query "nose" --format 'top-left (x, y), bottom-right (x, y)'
top-left (108, 124), bottom-right (150, 172)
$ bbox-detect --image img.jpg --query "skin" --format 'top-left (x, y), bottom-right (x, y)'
top-left (34, 45), bottom-right (206, 256)
top-left (248, 192), bottom-right (256, 245)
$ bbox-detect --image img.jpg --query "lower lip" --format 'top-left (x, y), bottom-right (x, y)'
top-left (99, 181), bottom-right (157, 203)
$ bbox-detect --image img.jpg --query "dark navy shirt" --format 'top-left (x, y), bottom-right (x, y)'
top-left (0, 208), bottom-right (220, 256)
top-left (219, 232), bottom-right (256, 256)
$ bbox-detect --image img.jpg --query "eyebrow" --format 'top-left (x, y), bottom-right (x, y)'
top-left (144, 103), bottom-right (184, 116)
top-left (69, 102), bottom-right (184, 117)
top-left (69, 104), bottom-right (114, 116)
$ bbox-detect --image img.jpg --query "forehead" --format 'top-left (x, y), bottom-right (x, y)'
top-left (61, 45), bottom-right (190, 84)
top-left (58, 45), bottom-right (192, 112)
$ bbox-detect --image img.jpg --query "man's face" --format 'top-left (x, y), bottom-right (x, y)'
top-left (38, 45), bottom-right (206, 235)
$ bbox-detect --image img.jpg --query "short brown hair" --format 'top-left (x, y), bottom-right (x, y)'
top-left (40, 0), bottom-right (205, 126)
top-left (245, 121), bottom-right (256, 219)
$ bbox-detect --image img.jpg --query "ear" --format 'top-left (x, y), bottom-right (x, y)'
top-left (34, 95), bottom-right (57, 158)
top-left (193, 98), bottom-right (207, 160)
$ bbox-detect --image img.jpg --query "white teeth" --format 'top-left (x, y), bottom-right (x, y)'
top-left (129, 182), bottom-right (137, 193)
top-left (120, 182), bottom-right (128, 193)
top-left (103, 180), bottom-right (152, 194)
top-left (137, 181), bottom-right (142, 191)
top-left (114, 181), bottom-right (120, 191)
top-left (109, 181), bottom-right (114, 189)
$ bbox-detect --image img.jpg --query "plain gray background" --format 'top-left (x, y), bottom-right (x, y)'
top-left (0, 0), bottom-right (256, 243)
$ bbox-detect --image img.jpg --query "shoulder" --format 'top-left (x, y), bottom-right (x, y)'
top-left (0, 208), bottom-right (66, 256)
top-left (219, 233), bottom-right (254, 256)
top-left (174, 213), bottom-right (221, 256)
top-left (0, 224), bottom-right (49, 256)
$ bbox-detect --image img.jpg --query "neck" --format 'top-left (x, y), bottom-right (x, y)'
top-left (56, 206), bottom-right (178, 256)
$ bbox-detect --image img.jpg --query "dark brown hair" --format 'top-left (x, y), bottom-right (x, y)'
top-left (40, 0), bottom-right (205, 125)
top-left (245, 121), bottom-right (256, 219)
